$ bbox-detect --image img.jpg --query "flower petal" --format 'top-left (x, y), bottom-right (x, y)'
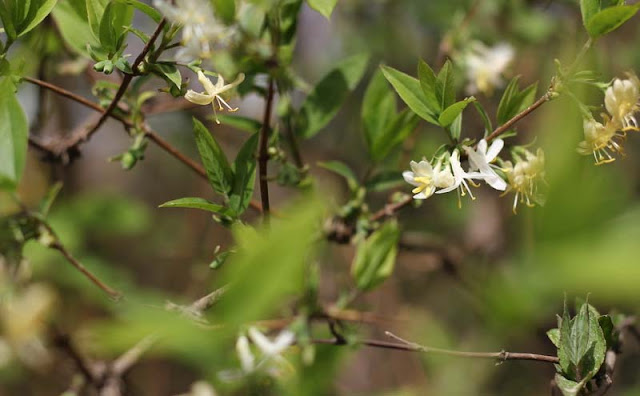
top-left (185, 90), bottom-right (213, 105)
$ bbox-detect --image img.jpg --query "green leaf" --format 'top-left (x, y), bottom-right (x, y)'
top-left (580, 0), bottom-right (601, 28)
top-left (52, 0), bottom-right (100, 56)
top-left (362, 69), bottom-right (396, 158)
top-left (114, 0), bottom-right (162, 23)
top-left (598, 315), bottom-right (615, 349)
top-left (150, 62), bottom-right (182, 89)
top-left (159, 197), bottom-right (233, 216)
top-left (573, 302), bottom-right (591, 365)
top-left (554, 374), bottom-right (586, 396)
top-left (216, 114), bottom-right (261, 133)
top-left (306, 0), bottom-right (338, 19)
top-left (418, 59), bottom-right (441, 114)
top-left (351, 220), bottom-right (400, 291)
top-left (98, 1), bottom-right (133, 53)
top-left (192, 118), bottom-right (234, 196)
top-left (586, 5), bottom-right (640, 38)
top-left (86, 0), bottom-right (109, 39)
top-left (559, 298), bottom-right (574, 375)
top-left (380, 65), bottom-right (439, 125)
top-left (0, 2), bottom-right (17, 40)
top-left (547, 328), bottom-right (560, 348)
top-left (0, 77), bottom-right (28, 191)
top-left (473, 101), bottom-right (493, 136)
top-left (298, 53), bottom-right (369, 138)
top-left (496, 78), bottom-right (537, 126)
top-left (213, 198), bottom-right (324, 327)
top-left (438, 97), bottom-right (475, 128)
top-left (436, 60), bottom-right (455, 110)
top-left (211, 0), bottom-right (236, 24)
top-left (371, 109), bottom-right (419, 161)
top-left (228, 133), bottom-right (258, 216)
top-left (17, 0), bottom-right (58, 37)
top-left (318, 161), bottom-right (359, 192)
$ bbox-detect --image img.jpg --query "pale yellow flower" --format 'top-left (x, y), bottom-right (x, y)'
top-left (185, 71), bottom-right (245, 123)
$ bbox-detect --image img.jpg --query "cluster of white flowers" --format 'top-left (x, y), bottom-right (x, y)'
top-left (462, 42), bottom-right (515, 95)
top-left (154, 0), bottom-right (232, 61)
top-left (219, 327), bottom-right (296, 382)
top-left (404, 139), bottom-right (546, 212)
top-left (577, 73), bottom-right (640, 164)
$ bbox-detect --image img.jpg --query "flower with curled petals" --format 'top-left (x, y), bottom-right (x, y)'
top-left (185, 70), bottom-right (245, 123)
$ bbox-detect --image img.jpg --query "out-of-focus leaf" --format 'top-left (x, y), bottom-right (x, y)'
top-left (0, 77), bottom-right (28, 191)
top-left (362, 69), bottom-right (396, 158)
top-left (318, 161), bottom-right (359, 192)
top-left (115, 0), bottom-right (163, 23)
top-left (380, 65), bottom-right (438, 125)
top-left (213, 198), bottom-right (324, 327)
top-left (17, 0), bottom-right (59, 37)
top-left (580, 0), bottom-right (600, 28)
top-left (298, 53), bottom-right (369, 138)
top-left (216, 114), bottom-right (261, 133)
top-left (306, 0), bottom-right (337, 19)
top-left (497, 78), bottom-right (537, 126)
top-left (371, 109), bottom-right (419, 161)
top-left (554, 374), bottom-right (586, 396)
top-left (52, 0), bottom-right (99, 56)
top-left (473, 101), bottom-right (493, 136)
top-left (352, 220), bottom-right (400, 291)
top-left (229, 133), bottom-right (259, 215)
top-left (192, 118), bottom-right (234, 196)
top-left (365, 171), bottom-right (404, 192)
top-left (598, 315), bottom-right (615, 349)
top-left (585, 5), bottom-right (640, 38)
top-left (211, 0), bottom-right (236, 24)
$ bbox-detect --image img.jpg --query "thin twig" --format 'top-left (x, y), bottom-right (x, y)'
top-left (384, 331), bottom-right (559, 363)
top-left (258, 77), bottom-right (276, 222)
top-left (485, 91), bottom-right (553, 143)
top-left (81, 18), bottom-right (167, 146)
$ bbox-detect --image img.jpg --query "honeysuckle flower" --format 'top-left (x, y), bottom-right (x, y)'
top-left (464, 139), bottom-right (507, 191)
top-left (577, 117), bottom-right (626, 164)
top-left (219, 328), bottom-right (295, 383)
top-left (402, 159), bottom-right (455, 200)
top-left (154, 0), bottom-right (229, 60)
top-left (436, 149), bottom-right (483, 201)
top-left (185, 70), bottom-right (245, 123)
top-left (463, 42), bottom-right (514, 95)
top-left (502, 148), bottom-right (546, 213)
top-left (604, 74), bottom-right (640, 130)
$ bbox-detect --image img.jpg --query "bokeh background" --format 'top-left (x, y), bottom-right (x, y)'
top-left (3, 0), bottom-right (640, 394)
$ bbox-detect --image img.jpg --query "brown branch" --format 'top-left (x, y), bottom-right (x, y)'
top-left (485, 91), bottom-right (553, 143)
top-left (79, 18), bottom-right (167, 148)
top-left (258, 77), bottom-right (276, 222)
top-left (24, 77), bottom-right (264, 212)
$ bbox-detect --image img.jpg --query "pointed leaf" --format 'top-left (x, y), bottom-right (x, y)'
top-left (586, 5), bottom-right (640, 38)
top-left (352, 220), bottom-right (400, 291)
top-left (306, 0), bottom-right (338, 19)
top-left (0, 78), bottom-right (28, 191)
top-left (192, 118), bottom-right (234, 196)
top-left (159, 197), bottom-right (234, 216)
top-left (318, 161), bottom-right (359, 192)
top-left (380, 65), bottom-right (438, 125)
top-left (229, 133), bottom-right (259, 215)
top-left (418, 59), bottom-right (440, 113)
top-left (362, 69), bottom-right (396, 157)
top-left (436, 60), bottom-right (455, 110)
top-left (438, 97), bottom-right (475, 127)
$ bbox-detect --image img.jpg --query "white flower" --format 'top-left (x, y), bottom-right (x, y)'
top-left (604, 74), bottom-right (640, 130)
top-left (502, 148), bottom-right (546, 213)
top-left (402, 159), bottom-right (454, 200)
top-left (577, 117), bottom-right (626, 164)
top-left (236, 334), bottom-right (255, 373)
top-left (185, 70), bottom-right (245, 123)
top-left (248, 327), bottom-right (295, 357)
top-left (464, 139), bottom-right (507, 191)
top-left (436, 149), bottom-right (483, 201)
top-left (154, 0), bottom-right (229, 60)
top-left (463, 42), bottom-right (514, 95)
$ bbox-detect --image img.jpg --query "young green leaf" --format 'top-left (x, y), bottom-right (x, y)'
top-left (436, 60), bottom-right (456, 111)
top-left (159, 197), bottom-right (234, 216)
top-left (418, 59), bottom-right (441, 114)
top-left (352, 220), bottom-right (400, 291)
top-left (380, 65), bottom-right (439, 125)
top-left (192, 118), bottom-right (234, 196)
top-left (580, 0), bottom-right (601, 28)
top-left (150, 62), bottom-right (182, 90)
top-left (114, 0), bottom-right (163, 23)
top-left (298, 53), bottom-right (369, 138)
top-left (98, 1), bottom-right (134, 53)
top-left (229, 133), bottom-right (259, 216)
top-left (362, 69), bottom-right (396, 157)
top-left (473, 101), bottom-right (493, 136)
top-left (438, 97), bottom-right (475, 128)
top-left (52, 0), bottom-right (100, 56)
top-left (17, 0), bottom-right (59, 37)
top-left (86, 0), bottom-right (109, 39)
top-left (215, 114), bottom-right (261, 133)
top-left (0, 2), bottom-right (17, 40)
top-left (370, 109), bottom-right (419, 161)
top-left (586, 5), bottom-right (640, 38)
top-left (306, 0), bottom-right (338, 19)
top-left (598, 315), bottom-right (615, 349)
top-left (318, 161), bottom-right (359, 192)
top-left (554, 374), bottom-right (586, 396)
top-left (0, 77), bottom-right (28, 191)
